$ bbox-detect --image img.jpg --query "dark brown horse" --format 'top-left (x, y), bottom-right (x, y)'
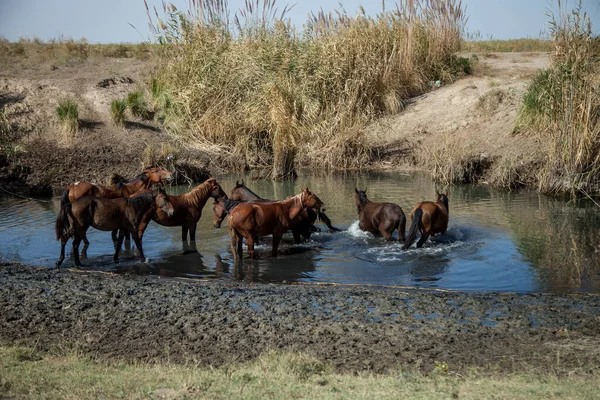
top-left (354, 189), bottom-right (406, 241)
top-left (135, 177), bottom-right (227, 247)
top-left (228, 188), bottom-right (324, 259)
top-left (212, 198), bottom-right (246, 229)
top-left (403, 191), bottom-right (449, 249)
top-left (60, 167), bottom-right (173, 207)
top-left (55, 188), bottom-right (174, 267)
top-left (229, 180), bottom-right (341, 237)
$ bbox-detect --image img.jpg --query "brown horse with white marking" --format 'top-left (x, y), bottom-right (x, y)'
top-left (136, 177), bottom-right (227, 246)
top-left (60, 167), bottom-right (173, 207)
top-left (354, 189), bottom-right (406, 241)
top-left (228, 188), bottom-right (324, 259)
top-left (55, 188), bottom-right (174, 267)
top-left (403, 191), bottom-right (449, 249)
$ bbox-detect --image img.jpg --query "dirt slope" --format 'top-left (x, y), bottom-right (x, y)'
top-left (0, 58), bottom-right (211, 194)
top-left (367, 52), bottom-right (550, 186)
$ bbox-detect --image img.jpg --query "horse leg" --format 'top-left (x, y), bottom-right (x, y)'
top-left (379, 223), bottom-right (394, 241)
top-left (83, 234), bottom-right (90, 246)
top-left (188, 224), bottom-right (198, 253)
top-left (292, 229), bottom-right (302, 244)
top-left (56, 237), bottom-right (68, 267)
top-left (271, 235), bottom-right (282, 257)
top-left (114, 231), bottom-right (125, 263)
top-left (181, 226), bottom-right (189, 242)
top-left (72, 236), bottom-right (83, 267)
top-left (416, 232), bottom-right (430, 248)
top-left (399, 215), bottom-right (407, 242)
top-left (124, 231), bottom-right (131, 250)
top-left (131, 232), bottom-right (146, 262)
top-left (112, 229), bottom-right (119, 250)
top-left (247, 236), bottom-right (256, 259)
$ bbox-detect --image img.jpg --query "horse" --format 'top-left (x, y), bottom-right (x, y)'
top-left (135, 177), bottom-right (227, 248)
top-left (229, 179), bottom-right (341, 236)
top-left (228, 188), bottom-right (324, 259)
top-left (354, 188), bottom-right (406, 241)
top-left (60, 166), bottom-right (173, 207)
top-left (55, 188), bottom-right (174, 267)
top-left (403, 191), bottom-right (449, 249)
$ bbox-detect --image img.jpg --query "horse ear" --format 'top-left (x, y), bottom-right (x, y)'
top-left (354, 188), bottom-right (359, 193)
top-left (241, 179), bottom-right (245, 185)
top-left (444, 190), bottom-right (449, 197)
top-left (435, 189), bottom-right (440, 196)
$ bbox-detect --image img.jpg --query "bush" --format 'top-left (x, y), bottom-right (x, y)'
top-left (56, 99), bottom-right (79, 136)
top-left (126, 90), bottom-right (150, 119)
top-left (110, 99), bottom-right (127, 126)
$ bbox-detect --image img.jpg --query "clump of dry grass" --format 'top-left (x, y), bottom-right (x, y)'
top-left (147, 0), bottom-right (467, 178)
top-left (515, 0), bottom-right (600, 195)
top-left (56, 99), bottom-right (79, 138)
top-left (110, 99), bottom-right (127, 127)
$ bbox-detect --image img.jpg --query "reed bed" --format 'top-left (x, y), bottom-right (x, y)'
top-left (147, 0), bottom-right (467, 178)
top-left (515, 0), bottom-right (600, 195)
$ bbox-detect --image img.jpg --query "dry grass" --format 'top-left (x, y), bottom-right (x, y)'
top-left (109, 99), bottom-right (127, 127)
top-left (0, 36), bottom-right (153, 68)
top-left (56, 99), bottom-right (79, 139)
top-left (147, 0), bottom-right (468, 178)
top-left (462, 39), bottom-right (553, 53)
top-left (1, 346), bottom-right (599, 400)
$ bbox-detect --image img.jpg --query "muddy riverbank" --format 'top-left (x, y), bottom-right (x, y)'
top-left (1, 262), bottom-right (599, 375)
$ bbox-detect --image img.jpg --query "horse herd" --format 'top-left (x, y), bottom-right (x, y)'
top-left (54, 167), bottom-right (450, 268)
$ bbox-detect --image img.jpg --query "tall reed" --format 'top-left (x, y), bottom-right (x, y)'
top-left (515, 1), bottom-right (600, 195)
top-left (147, 0), bottom-right (466, 178)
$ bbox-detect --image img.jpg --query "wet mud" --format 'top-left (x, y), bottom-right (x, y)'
top-left (1, 262), bottom-right (600, 374)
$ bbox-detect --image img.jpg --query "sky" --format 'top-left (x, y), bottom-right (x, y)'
top-left (0, 0), bottom-right (599, 43)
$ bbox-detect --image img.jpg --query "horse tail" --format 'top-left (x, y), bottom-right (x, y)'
top-left (55, 203), bottom-right (73, 242)
top-left (60, 188), bottom-right (70, 207)
top-left (318, 210), bottom-right (341, 232)
top-left (403, 208), bottom-right (422, 250)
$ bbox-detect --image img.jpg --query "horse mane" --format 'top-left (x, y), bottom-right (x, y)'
top-left (231, 181), bottom-right (262, 200)
top-left (126, 191), bottom-right (154, 212)
top-left (224, 198), bottom-right (245, 213)
top-left (183, 179), bottom-right (214, 208)
top-left (114, 173), bottom-right (148, 190)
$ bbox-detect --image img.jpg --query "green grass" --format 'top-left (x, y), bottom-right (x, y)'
top-left (109, 99), bottom-right (127, 127)
top-left (125, 90), bottom-right (150, 119)
top-left (1, 346), bottom-right (598, 400)
top-left (56, 98), bottom-right (79, 137)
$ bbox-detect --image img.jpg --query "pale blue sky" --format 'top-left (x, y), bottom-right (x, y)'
top-left (0, 0), bottom-right (598, 43)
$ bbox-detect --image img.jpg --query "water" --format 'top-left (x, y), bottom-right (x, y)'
top-left (1, 171), bottom-right (599, 293)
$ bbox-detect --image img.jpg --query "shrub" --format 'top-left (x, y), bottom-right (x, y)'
top-left (110, 99), bottom-right (127, 126)
top-left (126, 90), bottom-right (150, 119)
top-left (56, 99), bottom-right (79, 137)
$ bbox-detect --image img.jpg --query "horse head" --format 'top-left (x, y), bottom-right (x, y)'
top-left (152, 186), bottom-right (174, 216)
top-left (302, 187), bottom-right (324, 211)
top-left (146, 167), bottom-right (174, 185)
top-left (207, 178), bottom-right (227, 200)
top-left (354, 188), bottom-right (368, 213)
top-left (436, 189), bottom-right (449, 212)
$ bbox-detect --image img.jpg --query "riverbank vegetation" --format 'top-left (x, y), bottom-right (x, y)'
top-left (515, 2), bottom-right (600, 196)
top-left (1, 345), bottom-right (598, 399)
top-left (146, 0), bottom-right (468, 178)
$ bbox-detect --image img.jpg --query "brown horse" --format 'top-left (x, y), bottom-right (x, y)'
top-left (55, 188), bottom-right (174, 267)
top-left (60, 167), bottom-right (173, 207)
top-left (403, 191), bottom-right (449, 249)
top-left (135, 177), bottom-right (227, 247)
top-left (354, 189), bottom-right (406, 241)
top-left (212, 198), bottom-right (246, 229)
top-left (228, 188), bottom-right (324, 259)
top-left (229, 180), bottom-right (341, 237)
